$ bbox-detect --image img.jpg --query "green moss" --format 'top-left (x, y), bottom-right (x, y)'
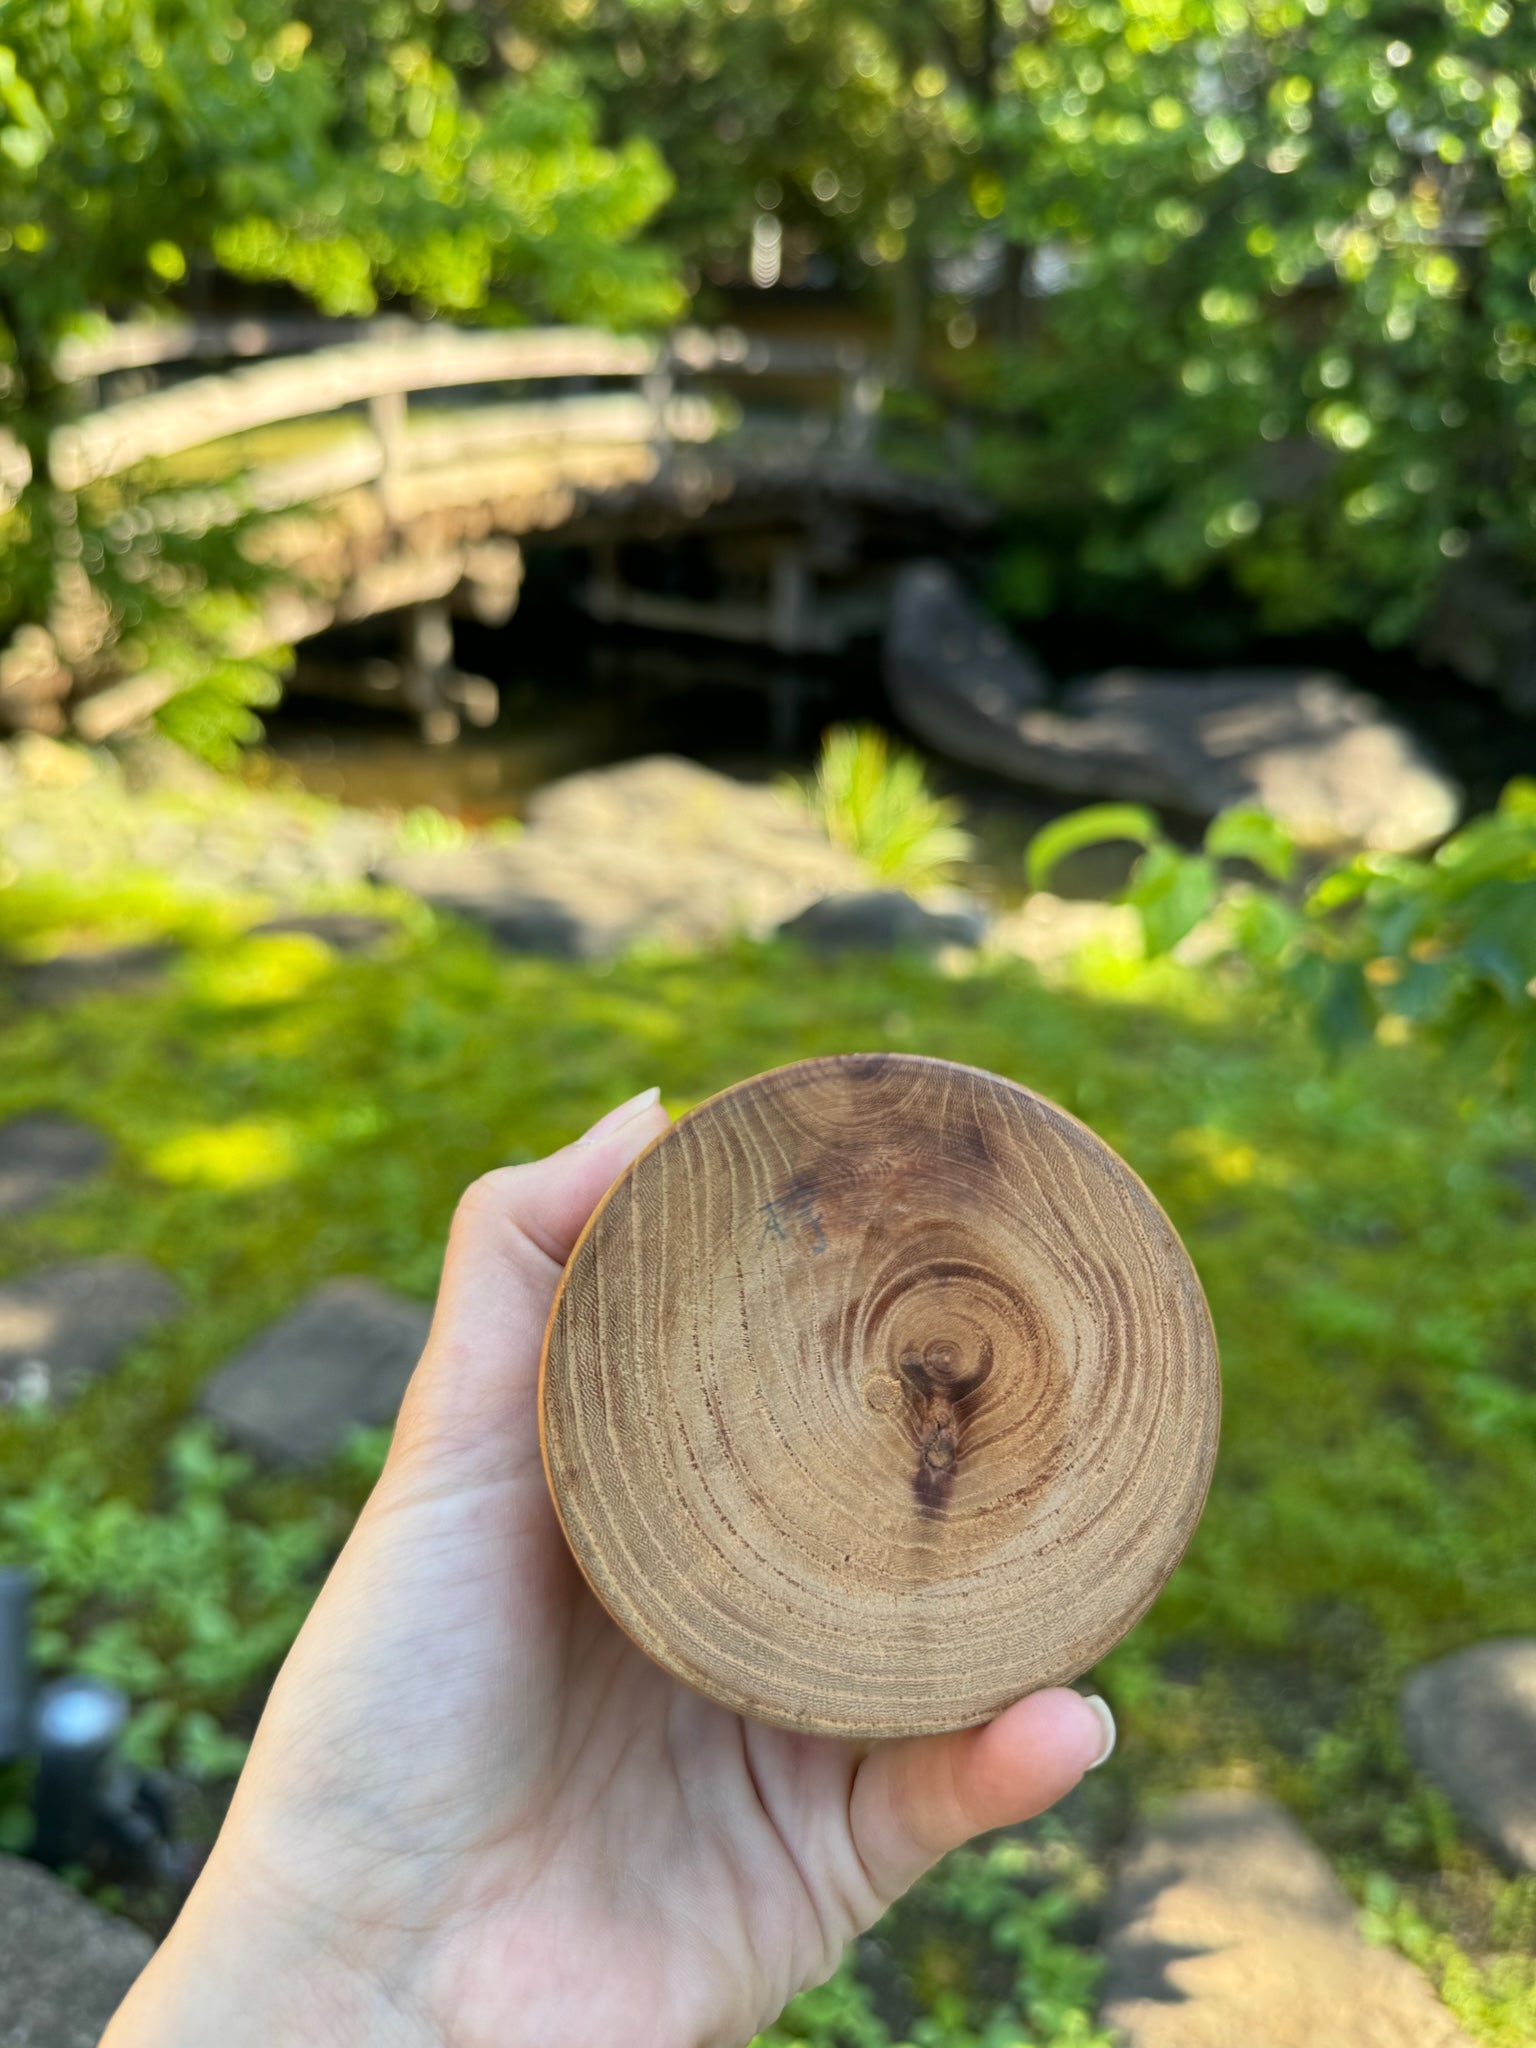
top-left (2, 851), bottom-right (1533, 2041)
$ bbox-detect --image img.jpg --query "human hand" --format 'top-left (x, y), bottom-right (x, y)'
top-left (105, 1089), bottom-right (1114, 2048)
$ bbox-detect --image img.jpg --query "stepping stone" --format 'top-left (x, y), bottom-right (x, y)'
top-left (0, 1114), bottom-right (109, 1217)
top-left (1099, 1789), bottom-right (1472, 2048)
top-left (200, 1278), bottom-right (432, 1465)
top-left (776, 890), bottom-right (987, 955)
top-left (0, 1257), bottom-right (182, 1408)
top-left (0, 1851), bottom-right (153, 2047)
top-left (5, 943), bottom-right (178, 1008)
top-left (377, 755), bottom-right (867, 958)
top-left (248, 912), bottom-right (398, 953)
top-left (1401, 1640), bottom-right (1536, 1870)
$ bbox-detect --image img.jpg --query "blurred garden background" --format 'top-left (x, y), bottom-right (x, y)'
top-left (3, 0), bottom-right (1536, 2042)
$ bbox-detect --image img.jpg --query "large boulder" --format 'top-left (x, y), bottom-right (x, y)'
top-left (378, 755), bottom-right (867, 958)
top-left (885, 562), bottom-right (1049, 762)
top-left (1099, 1789), bottom-right (1473, 2048)
top-left (0, 1853), bottom-right (154, 2047)
top-left (1400, 1640), bottom-right (1536, 1871)
top-left (884, 566), bottom-right (1461, 853)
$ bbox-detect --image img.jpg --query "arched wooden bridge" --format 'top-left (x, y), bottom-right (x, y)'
top-left (13, 318), bottom-right (989, 741)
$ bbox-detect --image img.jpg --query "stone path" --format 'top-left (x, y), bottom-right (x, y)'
top-left (378, 754), bottom-right (867, 958)
top-left (200, 1277), bottom-right (432, 1464)
top-left (1401, 1640), bottom-right (1536, 1870)
top-left (249, 912), bottom-right (400, 953)
top-left (0, 1853), bottom-right (152, 2048)
top-left (3, 943), bottom-right (178, 1009)
top-left (1098, 1789), bottom-right (1472, 2048)
top-left (0, 1114), bottom-right (108, 1217)
top-left (0, 1257), bottom-right (182, 1408)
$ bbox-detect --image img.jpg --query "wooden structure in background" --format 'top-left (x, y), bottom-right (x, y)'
top-left (3, 318), bottom-right (986, 742)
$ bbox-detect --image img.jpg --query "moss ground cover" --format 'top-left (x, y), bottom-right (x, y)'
top-left (2, 834), bottom-right (1534, 2044)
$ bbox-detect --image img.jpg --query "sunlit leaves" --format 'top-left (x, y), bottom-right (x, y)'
top-left (0, 0), bottom-right (681, 751)
top-left (1026, 782), bottom-right (1536, 1061)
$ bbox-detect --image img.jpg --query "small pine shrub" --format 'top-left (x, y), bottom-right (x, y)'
top-left (808, 724), bottom-right (974, 890)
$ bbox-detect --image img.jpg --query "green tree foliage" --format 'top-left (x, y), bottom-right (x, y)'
top-left (523, 0), bottom-right (995, 305)
top-left (975, 0), bottom-right (1536, 647)
top-left (0, 0), bottom-right (680, 755)
top-left (536, 0), bottom-right (1536, 656)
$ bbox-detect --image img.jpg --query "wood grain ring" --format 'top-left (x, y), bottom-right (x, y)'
top-left (539, 1053), bottom-right (1220, 1738)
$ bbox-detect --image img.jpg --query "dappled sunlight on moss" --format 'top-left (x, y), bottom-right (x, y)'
top-left (146, 1118), bottom-right (304, 1190)
top-left (183, 934), bottom-right (336, 1008)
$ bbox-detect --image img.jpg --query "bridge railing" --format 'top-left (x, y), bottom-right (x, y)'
top-left (23, 321), bottom-right (883, 502)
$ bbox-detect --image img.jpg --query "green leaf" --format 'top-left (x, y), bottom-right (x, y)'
top-left (1312, 959), bottom-right (1375, 1057)
top-left (1127, 845), bottom-right (1218, 955)
top-left (1231, 889), bottom-right (1301, 965)
top-left (1025, 804), bottom-right (1163, 892)
top-left (1204, 804), bottom-right (1295, 882)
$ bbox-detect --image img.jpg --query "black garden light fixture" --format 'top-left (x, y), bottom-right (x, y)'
top-left (0, 1565), bottom-right (176, 1878)
top-left (0, 1566), bottom-right (31, 1765)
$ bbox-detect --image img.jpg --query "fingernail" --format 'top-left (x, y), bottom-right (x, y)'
top-left (576, 1087), bottom-right (661, 1147)
top-left (1082, 1695), bottom-right (1116, 1770)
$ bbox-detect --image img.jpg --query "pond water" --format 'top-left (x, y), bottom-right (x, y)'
top-left (261, 583), bottom-right (1536, 909)
top-left (261, 593), bottom-right (1076, 907)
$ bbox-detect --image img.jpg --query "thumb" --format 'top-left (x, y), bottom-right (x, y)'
top-left (849, 1689), bottom-right (1114, 1902)
top-left (391, 1089), bottom-right (671, 1486)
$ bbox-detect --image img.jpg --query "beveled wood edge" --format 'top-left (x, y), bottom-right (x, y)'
top-left (536, 1052), bottom-right (1223, 1739)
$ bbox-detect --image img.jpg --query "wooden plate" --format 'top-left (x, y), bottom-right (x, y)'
top-left (539, 1054), bottom-right (1220, 1738)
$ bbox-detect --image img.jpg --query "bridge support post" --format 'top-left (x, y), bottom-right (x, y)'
top-left (643, 353), bottom-right (675, 478)
top-left (401, 601), bottom-right (459, 746)
top-left (768, 548), bottom-right (812, 655)
top-left (369, 390), bottom-right (409, 521)
top-left (839, 369), bottom-right (884, 456)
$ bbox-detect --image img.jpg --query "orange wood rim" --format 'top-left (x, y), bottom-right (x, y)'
top-left (539, 1053), bottom-right (1220, 1738)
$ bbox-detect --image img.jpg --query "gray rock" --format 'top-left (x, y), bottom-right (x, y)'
top-left (884, 576), bottom-right (1461, 853)
top-left (0, 1854), bottom-right (153, 2048)
top-left (1046, 671), bottom-right (1460, 851)
top-left (0, 1115), bottom-right (109, 1217)
top-left (378, 755), bottom-right (867, 958)
top-left (200, 1278), bottom-right (431, 1465)
top-left (1099, 1789), bottom-right (1472, 2048)
top-left (4, 944), bottom-right (177, 1008)
top-left (248, 912), bottom-right (398, 953)
top-left (777, 890), bottom-right (986, 954)
top-left (0, 1258), bottom-right (182, 1408)
top-left (884, 561), bottom-right (1049, 758)
top-left (1401, 1640), bottom-right (1536, 1870)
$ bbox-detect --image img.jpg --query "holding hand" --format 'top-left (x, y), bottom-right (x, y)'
top-left (106, 1090), bottom-right (1113, 2048)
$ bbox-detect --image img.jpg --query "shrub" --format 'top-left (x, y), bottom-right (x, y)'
top-left (1027, 784), bottom-right (1536, 1069)
top-left (808, 724), bottom-right (975, 890)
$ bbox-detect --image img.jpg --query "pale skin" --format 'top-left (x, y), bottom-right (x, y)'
top-left (105, 1088), bottom-right (1114, 2048)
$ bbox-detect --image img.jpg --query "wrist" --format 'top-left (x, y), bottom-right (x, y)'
top-left (102, 1846), bottom-right (441, 2048)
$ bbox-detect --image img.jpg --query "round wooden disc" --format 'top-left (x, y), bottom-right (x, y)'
top-left (539, 1054), bottom-right (1220, 1738)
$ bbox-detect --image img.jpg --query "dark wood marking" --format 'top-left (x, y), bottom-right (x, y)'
top-left (540, 1052), bottom-right (1221, 1740)
top-left (899, 1333), bottom-right (994, 1514)
top-left (758, 1170), bottom-right (827, 1254)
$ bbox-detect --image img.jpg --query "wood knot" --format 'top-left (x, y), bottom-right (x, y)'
top-left (898, 1334), bottom-right (992, 1514)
